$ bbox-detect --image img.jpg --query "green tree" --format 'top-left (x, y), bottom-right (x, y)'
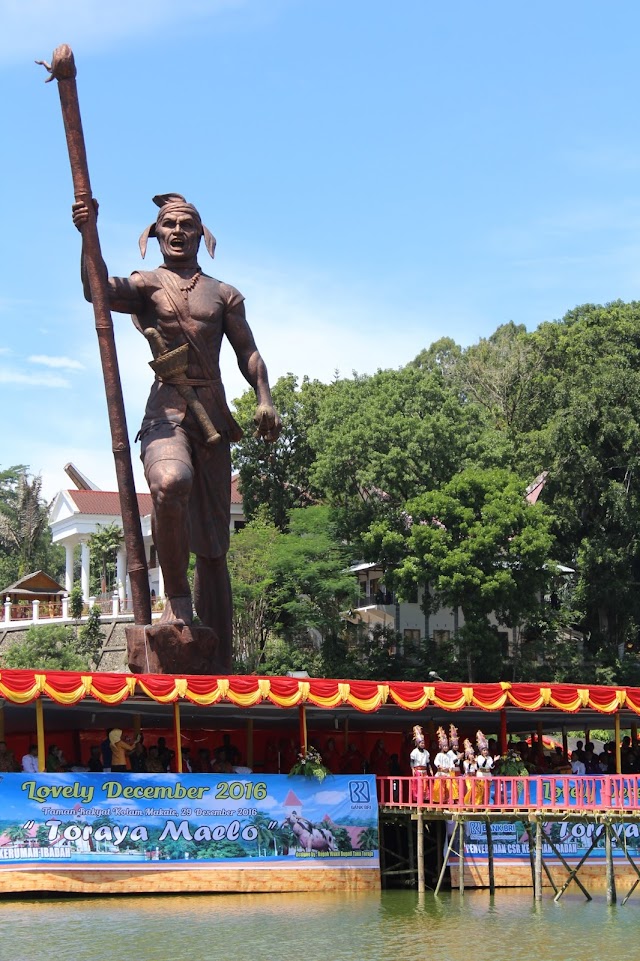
top-left (1, 624), bottom-right (88, 671)
top-left (232, 374), bottom-right (327, 530)
top-left (78, 605), bottom-right (105, 666)
top-left (228, 506), bottom-right (356, 672)
top-left (522, 301), bottom-right (640, 671)
top-left (88, 522), bottom-right (123, 595)
top-left (366, 467), bottom-right (556, 682)
top-left (307, 365), bottom-right (483, 547)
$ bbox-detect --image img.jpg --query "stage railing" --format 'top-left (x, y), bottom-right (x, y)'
top-left (377, 775), bottom-right (640, 813)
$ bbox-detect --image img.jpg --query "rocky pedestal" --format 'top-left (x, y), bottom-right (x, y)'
top-left (125, 623), bottom-right (231, 675)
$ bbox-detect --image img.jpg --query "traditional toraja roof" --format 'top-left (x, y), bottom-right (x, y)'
top-left (0, 670), bottom-right (638, 715)
top-left (1, 571), bottom-right (65, 596)
top-left (231, 473), bottom-right (242, 505)
top-left (65, 490), bottom-right (154, 517)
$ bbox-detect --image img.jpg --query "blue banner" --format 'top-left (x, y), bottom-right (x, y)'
top-left (0, 774), bottom-right (379, 867)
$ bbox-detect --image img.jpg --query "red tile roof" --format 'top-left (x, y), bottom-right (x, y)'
top-left (231, 473), bottom-right (242, 505)
top-left (66, 490), bottom-right (154, 517)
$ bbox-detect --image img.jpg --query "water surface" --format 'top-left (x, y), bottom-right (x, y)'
top-left (0, 889), bottom-right (636, 961)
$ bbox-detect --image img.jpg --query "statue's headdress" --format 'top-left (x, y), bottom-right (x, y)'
top-left (449, 724), bottom-right (459, 752)
top-left (437, 726), bottom-right (449, 752)
top-left (463, 738), bottom-right (475, 759)
top-left (412, 725), bottom-right (424, 746)
top-left (139, 193), bottom-right (217, 260)
top-left (476, 730), bottom-right (489, 752)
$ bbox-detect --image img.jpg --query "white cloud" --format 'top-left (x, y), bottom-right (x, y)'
top-left (0, 368), bottom-right (70, 388)
top-left (0, 0), bottom-right (248, 66)
top-left (29, 354), bottom-right (85, 370)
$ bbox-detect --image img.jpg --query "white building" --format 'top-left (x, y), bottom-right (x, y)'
top-left (49, 472), bottom-right (245, 605)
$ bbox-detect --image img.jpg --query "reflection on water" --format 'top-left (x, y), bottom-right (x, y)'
top-left (0, 889), bottom-right (638, 961)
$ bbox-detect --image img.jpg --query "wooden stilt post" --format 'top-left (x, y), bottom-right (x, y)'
top-left (632, 721), bottom-right (638, 752)
top-left (554, 831), bottom-right (600, 902)
top-left (486, 817), bottom-right (495, 895)
top-left (35, 697), bottom-right (45, 772)
top-left (132, 713), bottom-right (141, 737)
top-left (619, 838), bottom-right (640, 905)
top-left (458, 820), bottom-right (465, 896)
top-left (407, 815), bottom-right (416, 887)
top-left (562, 725), bottom-right (568, 761)
top-left (173, 701), bottom-right (182, 774)
top-left (436, 820), bottom-right (443, 880)
top-left (534, 817), bottom-right (543, 901)
top-left (605, 821), bottom-right (617, 905)
top-left (435, 821), bottom-right (459, 896)
top-left (527, 821), bottom-right (536, 892)
top-left (416, 810), bottom-right (425, 893)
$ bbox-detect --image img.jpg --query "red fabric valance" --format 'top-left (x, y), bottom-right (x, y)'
top-left (0, 670), bottom-right (636, 716)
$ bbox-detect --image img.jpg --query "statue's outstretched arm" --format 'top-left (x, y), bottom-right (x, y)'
top-left (225, 301), bottom-right (281, 441)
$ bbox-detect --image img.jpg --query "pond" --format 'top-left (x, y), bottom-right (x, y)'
top-left (0, 888), bottom-right (637, 961)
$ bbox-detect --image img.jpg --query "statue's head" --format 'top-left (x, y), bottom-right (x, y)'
top-left (139, 193), bottom-right (216, 261)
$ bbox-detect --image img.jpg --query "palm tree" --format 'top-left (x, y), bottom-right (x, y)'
top-left (358, 826), bottom-right (379, 851)
top-left (245, 812), bottom-right (275, 857)
top-left (0, 473), bottom-right (50, 576)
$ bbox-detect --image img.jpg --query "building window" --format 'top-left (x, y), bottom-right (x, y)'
top-left (149, 545), bottom-right (157, 569)
top-left (497, 631), bottom-right (510, 657)
top-left (433, 629), bottom-right (451, 646)
top-left (233, 520), bottom-right (246, 532)
top-left (404, 628), bottom-right (421, 642)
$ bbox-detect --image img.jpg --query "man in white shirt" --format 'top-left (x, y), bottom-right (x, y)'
top-left (571, 754), bottom-right (586, 775)
top-left (22, 745), bottom-right (39, 773)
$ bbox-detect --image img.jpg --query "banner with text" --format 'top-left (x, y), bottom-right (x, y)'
top-left (0, 774), bottom-right (379, 868)
top-left (452, 818), bottom-right (640, 865)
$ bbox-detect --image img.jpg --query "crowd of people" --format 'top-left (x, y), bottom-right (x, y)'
top-left (0, 732), bottom-right (252, 775)
top-left (1, 728), bottom-right (638, 778)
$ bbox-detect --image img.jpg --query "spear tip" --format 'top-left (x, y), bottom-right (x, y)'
top-left (36, 43), bottom-right (76, 82)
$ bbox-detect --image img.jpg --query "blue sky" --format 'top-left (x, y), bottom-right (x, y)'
top-left (2, 0), bottom-right (640, 498)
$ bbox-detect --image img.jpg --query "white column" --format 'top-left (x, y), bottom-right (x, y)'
top-left (62, 594), bottom-right (69, 619)
top-left (158, 563), bottom-right (165, 600)
top-left (80, 541), bottom-right (90, 602)
top-left (116, 547), bottom-right (127, 604)
top-left (32, 600), bottom-right (40, 621)
top-left (112, 593), bottom-right (120, 617)
top-left (4, 598), bottom-right (11, 624)
top-left (64, 543), bottom-right (74, 592)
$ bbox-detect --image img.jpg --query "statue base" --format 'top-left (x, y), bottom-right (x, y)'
top-left (125, 623), bottom-right (231, 675)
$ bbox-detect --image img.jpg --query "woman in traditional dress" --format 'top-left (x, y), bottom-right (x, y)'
top-left (475, 730), bottom-right (495, 805)
top-left (462, 738), bottom-right (478, 804)
top-left (433, 727), bottom-right (452, 803)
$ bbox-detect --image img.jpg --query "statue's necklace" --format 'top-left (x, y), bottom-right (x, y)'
top-left (178, 268), bottom-right (202, 293)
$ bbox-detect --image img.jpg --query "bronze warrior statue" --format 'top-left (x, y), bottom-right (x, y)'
top-left (73, 194), bottom-right (281, 667)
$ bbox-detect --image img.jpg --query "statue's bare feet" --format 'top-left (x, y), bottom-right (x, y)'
top-left (160, 594), bottom-right (193, 626)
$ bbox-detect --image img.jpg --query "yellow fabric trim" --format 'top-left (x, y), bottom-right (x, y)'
top-left (268, 690), bottom-right (303, 708)
top-left (258, 679), bottom-right (271, 698)
top-left (137, 681), bottom-right (179, 704)
top-left (0, 681), bottom-right (41, 704)
top-left (43, 682), bottom-right (86, 705)
top-left (226, 689), bottom-right (262, 707)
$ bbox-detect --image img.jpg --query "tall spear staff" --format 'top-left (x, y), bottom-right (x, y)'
top-left (37, 44), bottom-right (151, 627)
